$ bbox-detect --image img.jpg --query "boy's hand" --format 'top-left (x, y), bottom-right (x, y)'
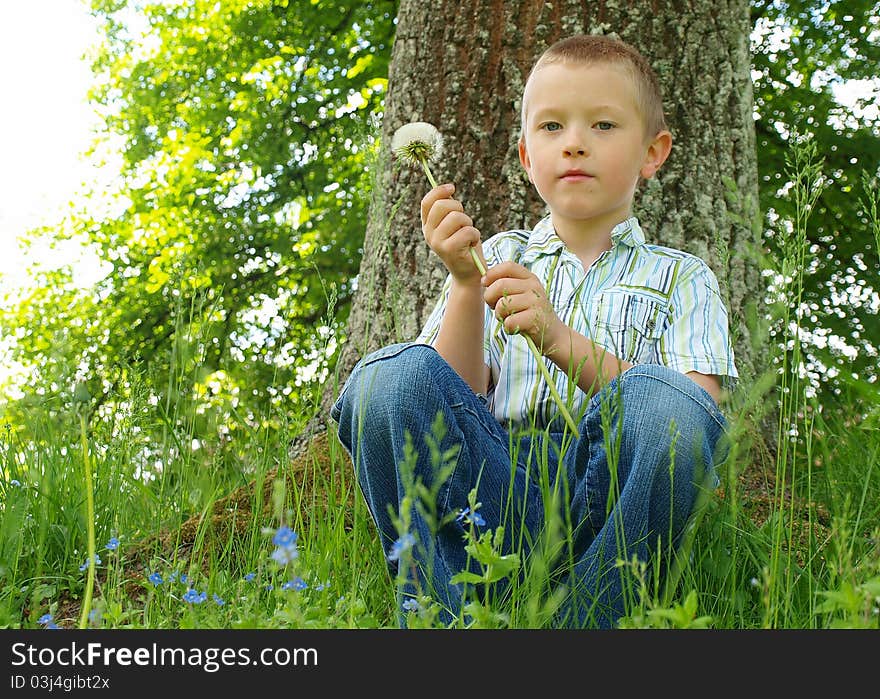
top-left (421, 183), bottom-right (487, 284)
top-left (482, 261), bottom-right (565, 354)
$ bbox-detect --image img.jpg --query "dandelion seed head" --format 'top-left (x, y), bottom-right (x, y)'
top-left (391, 121), bottom-right (443, 166)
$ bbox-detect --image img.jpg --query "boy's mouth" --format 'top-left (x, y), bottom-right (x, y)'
top-left (560, 169), bottom-right (593, 181)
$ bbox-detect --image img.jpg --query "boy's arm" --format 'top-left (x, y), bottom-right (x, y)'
top-left (420, 184), bottom-right (490, 395)
top-left (685, 371), bottom-right (721, 404)
top-left (548, 325), bottom-right (722, 403)
top-left (431, 282), bottom-right (490, 394)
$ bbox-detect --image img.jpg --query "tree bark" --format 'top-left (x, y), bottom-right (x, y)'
top-left (317, 0), bottom-right (765, 435)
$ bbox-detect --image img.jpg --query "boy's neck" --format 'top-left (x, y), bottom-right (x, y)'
top-left (550, 212), bottom-right (631, 269)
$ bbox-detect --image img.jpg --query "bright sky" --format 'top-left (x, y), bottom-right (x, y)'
top-left (0, 0), bottom-right (114, 294)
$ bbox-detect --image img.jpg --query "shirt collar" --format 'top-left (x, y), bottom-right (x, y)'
top-left (520, 215), bottom-right (645, 265)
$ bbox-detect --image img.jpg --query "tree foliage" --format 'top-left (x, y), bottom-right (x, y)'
top-left (1, 0), bottom-right (877, 444)
top-left (751, 0), bottom-right (880, 399)
top-left (2, 0), bottom-right (396, 439)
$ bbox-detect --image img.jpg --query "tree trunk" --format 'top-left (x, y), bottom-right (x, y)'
top-left (318, 0), bottom-right (765, 434)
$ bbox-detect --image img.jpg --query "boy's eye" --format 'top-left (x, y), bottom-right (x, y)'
top-left (541, 122), bottom-right (562, 132)
top-left (595, 121), bottom-right (615, 131)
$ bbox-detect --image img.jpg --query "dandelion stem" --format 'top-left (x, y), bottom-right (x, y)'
top-left (407, 132), bottom-right (577, 433)
top-left (78, 411), bottom-right (96, 629)
top-left (419, 158), bottom-right (438, 189)
top-left (524, 335), bottom-right (578, 433)
top-left (464, 238), bottom-right (578, 434)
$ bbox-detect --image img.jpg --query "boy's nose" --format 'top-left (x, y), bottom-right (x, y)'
top-left (563, 130), bottom-right (587, 156)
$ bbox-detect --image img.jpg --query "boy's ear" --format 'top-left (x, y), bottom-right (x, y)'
top-left (518, 137), bottom-right (533, 183)
top-left (640, 130), bottom-right (672, 179)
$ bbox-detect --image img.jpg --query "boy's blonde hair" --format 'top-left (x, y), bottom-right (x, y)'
top-left (521, 34), bottom-right (669, 138)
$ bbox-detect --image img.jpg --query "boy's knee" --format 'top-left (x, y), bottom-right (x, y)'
top-left (606, 364), bottom-right (728, 474)
top-left (617, 364), bottom-right (724, 431)
top-left (331, 343), bottom-right (446, 427)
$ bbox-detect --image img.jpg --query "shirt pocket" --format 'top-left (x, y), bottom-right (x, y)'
top-left (589, 290), bottom-right (668, 365)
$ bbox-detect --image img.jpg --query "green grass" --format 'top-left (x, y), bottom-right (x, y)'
top-left (1, 350), bottom-right (877, 629)
top-left (2, 140), bottom-right (879, 630)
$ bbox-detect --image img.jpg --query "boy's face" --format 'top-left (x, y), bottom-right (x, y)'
top-left (519, 61), bottom-right (668, 234)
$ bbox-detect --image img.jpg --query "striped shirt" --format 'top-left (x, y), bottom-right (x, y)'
top-left (415, 215), bottom-right (738, 430)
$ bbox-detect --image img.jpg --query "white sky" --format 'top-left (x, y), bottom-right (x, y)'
top-left (0, 0), bottom-right (113, 294)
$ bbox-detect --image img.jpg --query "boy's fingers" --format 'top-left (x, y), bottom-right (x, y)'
top-left (483, 277), bottom-right (528, 308)
top-left (429, 211), bottom-right (474, 246)
top-left (422, 198), bottom-right (466, 235)
top-left (481, 260), bottom-right (529, 285)
top-left (420, 183), bottom-right (457, 226)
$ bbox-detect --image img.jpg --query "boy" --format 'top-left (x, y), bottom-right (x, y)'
top-left (332, 34), bottom-right (737, 628)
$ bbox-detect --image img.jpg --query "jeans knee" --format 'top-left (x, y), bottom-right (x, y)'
top-left (332, 343), bottom-right (448, 430)
top-left (617, 364), bottom-right (724, 433)
top-left (601, 364), bottom-right (727, 482)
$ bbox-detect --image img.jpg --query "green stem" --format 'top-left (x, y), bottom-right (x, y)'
top-left (524, 335), bottom-right (579, 433)
top-left (421, 159), bottom-right (438, 188)
top-left (78, 412), bottom-right (96, 629)
top-left (418, 155), bottom-right (577, 434)
top-left (467, 233), bottom-right (577, 433)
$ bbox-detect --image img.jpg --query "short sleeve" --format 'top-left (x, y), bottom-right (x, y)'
top-left (658, 260), bottom-right (738, 387)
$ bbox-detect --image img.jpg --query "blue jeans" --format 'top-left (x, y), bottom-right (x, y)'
top-left (331, 343), bottom-right (729, 628)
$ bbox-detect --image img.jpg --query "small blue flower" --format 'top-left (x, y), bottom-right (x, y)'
top-left (148, 572), bottom-right (164, 586)
top-left (212, 593), bottom-right (225, 606)
top-left (105, 537), bottom-right (120, 551)
top-left (244, 572), bottom-right (256, 582)
top-left (402, 598), bottom-right (421, 613)
top-left (179, 573), bottom-right (188, 584)
top-left (456, 507), bottom-right (486, 527)
top-left (79, 553), bottom-right (102, 571)
top-left (182, 589), bottom-right (207, 604)
top-left (387, 533), bottom-right (416, 562)
top-left (88, 608), bottom-right (103, 625)
top-left (38, 613), bottom-right (53, 625)
top-left (264, 584), bottom-right (274, 591)
top-left (271, 546), bottom-right (299, 565)
top-left (10, 479), bottom-right (21, 487)
top-left (272, 526), bottom-right (298, 549)
top-left (281, 576), bottom-right (308, 591)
